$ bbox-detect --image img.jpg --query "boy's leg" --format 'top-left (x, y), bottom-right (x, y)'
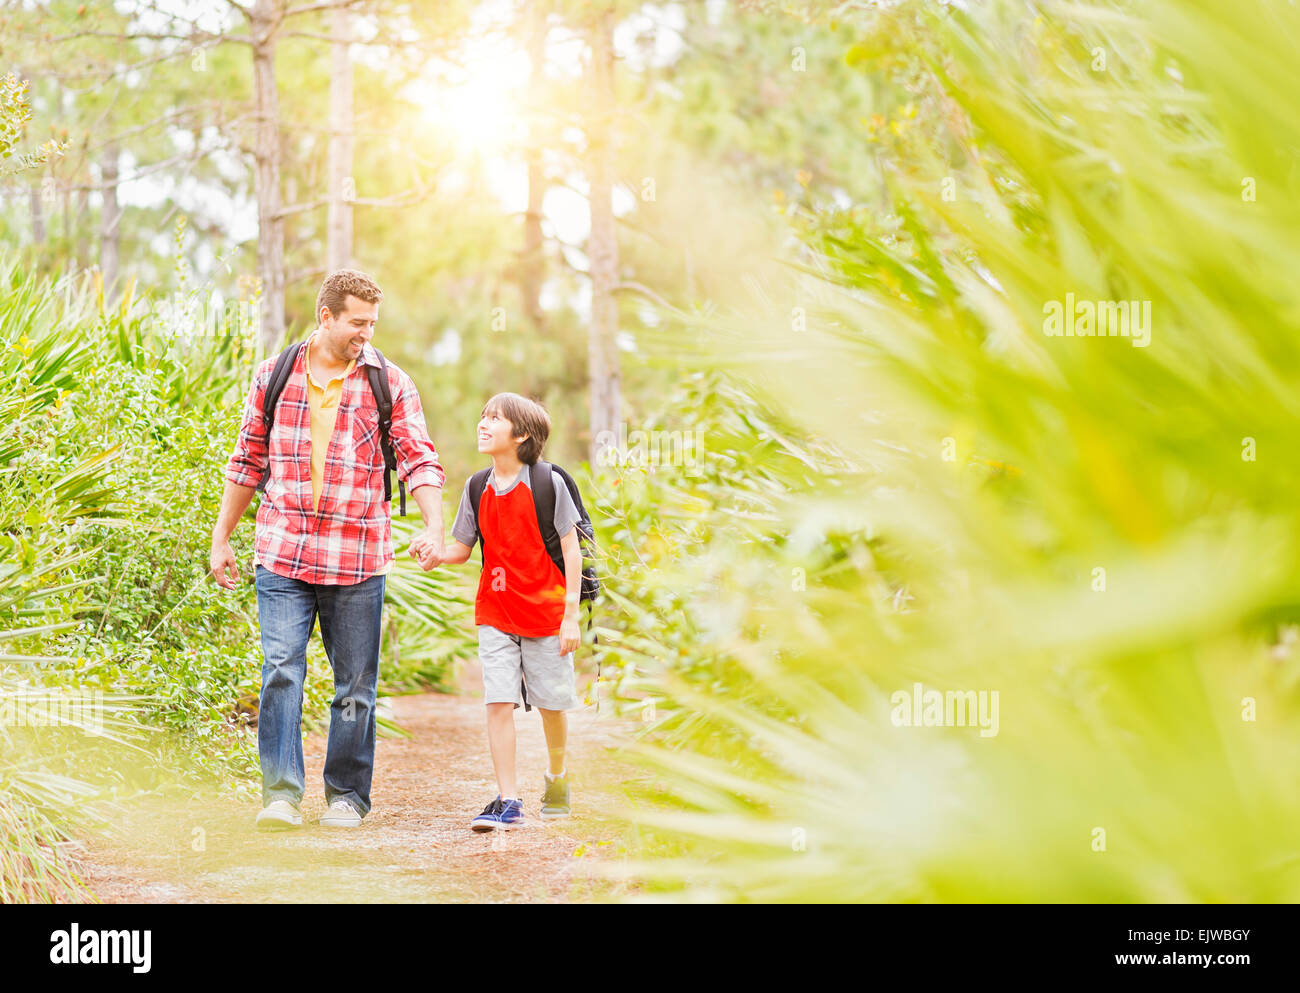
top-left (315, 571), bottom-right (386, 816)
top-left (518, 634), bottom-right (580, 718)
top-left (479, 625), bottom-right (525, 800)
top-left (485, 703), bottom-right (518, 799)
top-left (520, 635), bottom-right (579, 815)
top-left (538, 709), bottom-right (567, 777)
top-left (254, 565), bottom-right (318, 809)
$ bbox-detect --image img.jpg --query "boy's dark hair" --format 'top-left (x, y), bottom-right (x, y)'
top-left (484, 392), bottom-right (550, 465)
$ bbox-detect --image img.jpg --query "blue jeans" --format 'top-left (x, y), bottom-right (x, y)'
top-left (254, 564), bottom-right (386, 815)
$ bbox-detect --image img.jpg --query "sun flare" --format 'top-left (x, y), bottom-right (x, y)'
top-left (407, 38), bottom-right (529, 157)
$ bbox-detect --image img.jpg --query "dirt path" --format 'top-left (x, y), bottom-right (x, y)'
top-left (71, 672), bottom-right (637, 903)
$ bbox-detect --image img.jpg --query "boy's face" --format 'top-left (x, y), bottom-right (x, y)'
top-left (478, 407), bottom-right (528, 458)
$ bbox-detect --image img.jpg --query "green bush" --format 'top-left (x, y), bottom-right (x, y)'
top-left (599, 0), bottom-right (1300, 902)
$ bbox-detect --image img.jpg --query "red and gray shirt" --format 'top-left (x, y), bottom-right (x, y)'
top-left (451, 463), bottom-right (581, 637)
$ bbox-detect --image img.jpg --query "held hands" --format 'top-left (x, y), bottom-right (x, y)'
top-left (407, 530), bottom-right (445, 571)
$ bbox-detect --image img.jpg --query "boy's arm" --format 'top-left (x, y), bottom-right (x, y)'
top-left (427, 479), bottom-right (479, 568)
top-left (559, 527), bottom-right (581, 655)
top-left (439, 540), bottom-right (474, 565)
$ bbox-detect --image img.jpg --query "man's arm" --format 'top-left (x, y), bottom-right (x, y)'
top-left (211, 361), bottom-right (272, 591)
top-left (210, 481), bottom-right (256, 589)
top-left (408, 482), bottom-right (444, 570)
top-left (387, 367), bottom-right (448, 571)
top-left (387, 368), bottom-right (446, 496)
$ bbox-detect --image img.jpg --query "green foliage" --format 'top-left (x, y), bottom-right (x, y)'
top-left (604, 0), bottom-right (1300, 901)
top-left (0, 71), bottom-right (64, 177)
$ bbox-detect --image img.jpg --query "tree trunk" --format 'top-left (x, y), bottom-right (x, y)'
top-left (76, 185), bottom-right (89, 271)
top-left (326, 2), bottom-right (354, 273)
top-left (100, 142), bottom-right (120, 288)
top-left (519, 3), bottom-right (546, 331)
top-left (252, 0), bottom-right (286, 351)
top-left (30, 180), bottom-right (46, 245)
top-left (585, 9), bottom-right (621, 464)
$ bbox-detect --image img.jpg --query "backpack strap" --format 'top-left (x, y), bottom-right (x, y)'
top-left (365, 349), bottom-right (404, 516)
top-left (530, 461), bottom-right (566, 581)
top-left (256, 341), bottom-right (306, 493)
top-left (550, 464), bottom-right (595, 548)
top-left (467, 467), bottom-right (492, 556)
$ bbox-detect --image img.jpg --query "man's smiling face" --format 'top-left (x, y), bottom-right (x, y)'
top-left (318, 294), bottom-right (378, 364)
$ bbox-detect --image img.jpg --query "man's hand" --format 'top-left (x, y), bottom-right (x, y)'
top-left (559, 616), bottom-right (580, 656)
top-left (210, 541), bottom-right (240, 590)
top-left (408, 530), bottom-right (445, 571)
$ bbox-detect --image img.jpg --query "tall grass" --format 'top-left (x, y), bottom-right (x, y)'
top-left (603, 0), bottom-right (1300, 901)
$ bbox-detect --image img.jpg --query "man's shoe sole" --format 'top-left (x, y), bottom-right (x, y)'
top-left (256, 812), bottom-right (302, 830)
top-left (320, 815), bottom-right (362, 828)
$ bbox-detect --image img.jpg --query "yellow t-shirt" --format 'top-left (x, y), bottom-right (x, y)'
top-left (305, 334), bottom-right (392, 577)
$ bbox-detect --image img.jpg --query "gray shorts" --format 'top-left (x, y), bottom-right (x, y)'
top-left (478, 625), bottom-right (579, 711)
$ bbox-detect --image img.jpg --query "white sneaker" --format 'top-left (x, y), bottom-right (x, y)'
top-left (255, 799), bottom-right (302, 830)
top-left (320, 798), bottom-right (362, 828)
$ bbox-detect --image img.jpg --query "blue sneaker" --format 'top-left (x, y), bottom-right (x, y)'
top-left (471, 795), bottom-right (524, 832)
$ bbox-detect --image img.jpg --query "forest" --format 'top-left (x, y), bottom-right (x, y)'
top-left (2, 0), bottom-right (1299, 907)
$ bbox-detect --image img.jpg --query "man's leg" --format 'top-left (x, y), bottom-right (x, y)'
top-left (254, 565), bottom-right (318, 809)
top-left (316, 572), bottom-right (385, 816)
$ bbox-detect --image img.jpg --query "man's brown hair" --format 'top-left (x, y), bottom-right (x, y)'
top-left (316, 269), bottom-right (383, 321)
top-left (483, 392), bottom-right (551, 465)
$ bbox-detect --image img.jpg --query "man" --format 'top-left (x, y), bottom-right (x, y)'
top-left (210, 269), bottom-right (445, 830)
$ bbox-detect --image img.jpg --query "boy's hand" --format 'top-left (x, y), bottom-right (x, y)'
top-left (559, 616), bottom-right (580, 656)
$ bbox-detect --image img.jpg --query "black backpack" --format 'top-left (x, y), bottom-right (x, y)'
top-left (468, 460), bottom-right (601, 711)
top-left (254, 340), bottom-right (406, 515)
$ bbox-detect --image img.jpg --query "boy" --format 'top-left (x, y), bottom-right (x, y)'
top-left (420, 393), bottom-right (583, 829)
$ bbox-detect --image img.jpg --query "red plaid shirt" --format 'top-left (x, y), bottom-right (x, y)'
top-left (225, 339), bottom-right (445, 585)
